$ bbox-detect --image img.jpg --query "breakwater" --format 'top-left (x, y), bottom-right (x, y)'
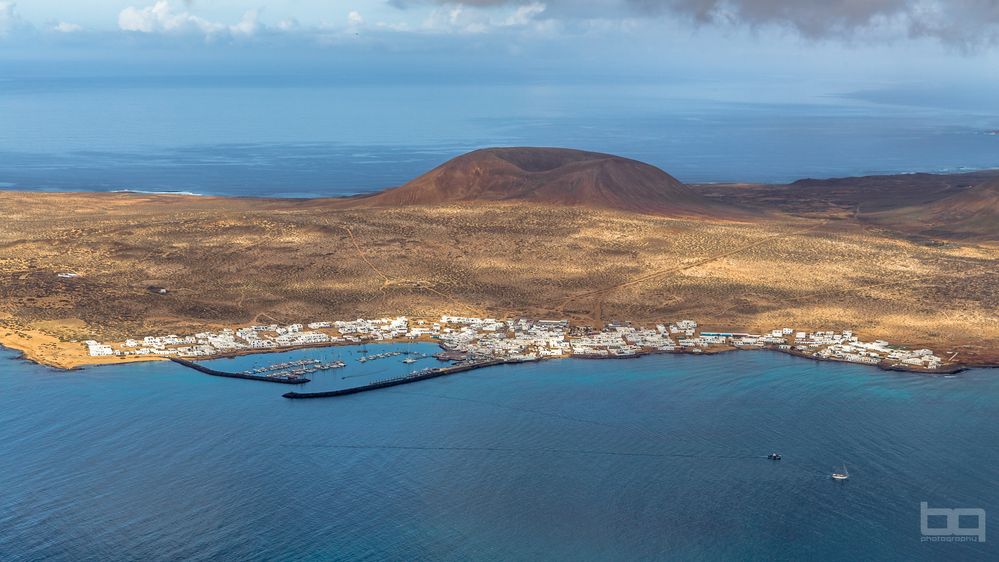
top-left (169, 357), bottom-right (310, 384)
top-left (283, 359), bottom-right (506, 399)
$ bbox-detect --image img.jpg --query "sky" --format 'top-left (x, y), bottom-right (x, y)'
top-left (2, 1), bottom-right (999, 106)
top-left (6, 0), bottom-right (999, 42)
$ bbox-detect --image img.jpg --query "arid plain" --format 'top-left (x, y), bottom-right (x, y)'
top-left (1, 155), bottom-right (996, 370)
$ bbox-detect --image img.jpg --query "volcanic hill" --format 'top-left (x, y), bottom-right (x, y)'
top-left (347, 147), bottom-right (742, 217)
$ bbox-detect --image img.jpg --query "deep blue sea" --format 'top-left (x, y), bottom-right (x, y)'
top-left (1, 343), bottom-right (996, 561)
top-left (3, 71), bottom-right (997, 561)
top-left (1, 77), bottom-right (998, 196)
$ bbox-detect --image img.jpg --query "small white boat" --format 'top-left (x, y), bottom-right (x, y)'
top-left (831, 464), bottom-right (849, 480)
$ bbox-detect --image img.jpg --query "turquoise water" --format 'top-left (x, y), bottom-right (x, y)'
top-left (0, 344), bottom-right (996, 560)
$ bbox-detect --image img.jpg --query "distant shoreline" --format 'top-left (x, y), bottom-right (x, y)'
top-left (2, 166), bottom-right (998, 201)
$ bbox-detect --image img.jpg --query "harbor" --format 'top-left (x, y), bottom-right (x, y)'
top-left (283, 358), bottom-right (507, 399)
top-left (160, 320), bottom-right (972, 401)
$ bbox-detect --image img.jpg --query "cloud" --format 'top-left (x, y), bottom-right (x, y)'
top-left (229, 11), bottom-right (260, 37)
top-left (389, 0), bottom-right (999, 46)
top-left (118, 1), bottom-right (259, 38)
top-left (506, 2), bottom-right (547, 26)
top-left (629, 0), bottom-right (999, 47)
top-left (52, 21), bottom-right (83, 33)
top-left (276, 18), bottom-right (300, 32)
top-left (418, 1), bottom-right (550, 33)
top-left (0, 1), bottom-right (24, 36)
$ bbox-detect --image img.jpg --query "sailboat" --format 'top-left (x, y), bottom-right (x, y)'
top-left (831, 464), bottom-right (849, 480)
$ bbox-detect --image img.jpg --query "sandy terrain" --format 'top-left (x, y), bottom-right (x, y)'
top-left (1, 189), bottom-right (995, 369)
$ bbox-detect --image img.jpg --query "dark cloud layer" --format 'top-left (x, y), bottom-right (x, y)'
top-left (629, 0), bottom-right (999, 45)
top-left (391, 0), bottom-right (999, 46)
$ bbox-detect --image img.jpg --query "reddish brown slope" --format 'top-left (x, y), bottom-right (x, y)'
top-left (869, 179), bottom-right (999, 241)
top-left (347, 147), bottom-right (745, 218)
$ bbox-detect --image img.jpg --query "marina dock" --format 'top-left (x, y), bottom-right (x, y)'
top-left (243, 358), bottom-right (345, 378)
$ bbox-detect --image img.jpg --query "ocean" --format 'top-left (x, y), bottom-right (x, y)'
top-left (1, 343), bottom-right (995, 561)
top-left (1, 77), bottom-right (998, 196)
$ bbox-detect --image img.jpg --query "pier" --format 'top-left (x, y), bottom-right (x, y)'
top-left (357, 350), bottom-right (403, 363)
top-left (356, 350), bottom-right (428, 364)
top-left (169, 357), bottom-right (310, 384)
top-left (283, 359), bottom-right (506, 399)
top-left (245, 358), bottom-right (345, 378)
